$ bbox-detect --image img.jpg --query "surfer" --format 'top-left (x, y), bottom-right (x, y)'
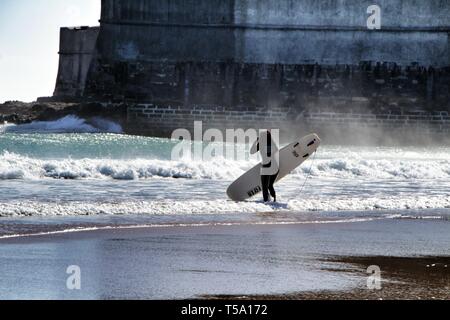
top-left (250, 129), bottom-right (280, 202)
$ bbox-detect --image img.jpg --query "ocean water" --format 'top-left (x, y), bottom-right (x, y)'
top-left (1, 118), bottom-right (450, 238)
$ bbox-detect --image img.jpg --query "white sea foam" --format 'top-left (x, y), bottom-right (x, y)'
top-left (0, 122), bottom-right (16, 134)
top-left (1, 195), bottom-right (449, 217)
top-left (304, 158), bottom-right (450, 179)
top-left (0, 151), bottom-right (249, 180)
top-left (0, 115), bottom-right (122, 134)
top-left (1, 150), bottom-right (450, 181)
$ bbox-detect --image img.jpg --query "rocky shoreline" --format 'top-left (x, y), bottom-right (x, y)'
top-left (0, 100), bottom-right (128, 128)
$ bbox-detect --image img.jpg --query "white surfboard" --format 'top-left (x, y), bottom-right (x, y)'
top-left (227, 133), bottom-right (321, 201)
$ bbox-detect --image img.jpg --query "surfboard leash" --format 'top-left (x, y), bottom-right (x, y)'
top-left (299, 151), bottom-right (318, 195)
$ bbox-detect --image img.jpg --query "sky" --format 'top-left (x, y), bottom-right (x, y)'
top-left (0, 0), bottom-right (101, 103)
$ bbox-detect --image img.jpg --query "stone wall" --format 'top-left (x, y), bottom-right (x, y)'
top-left (53, 27), bottom-right (99, 99)
top-left (51, 0), bottom-right (450, 140)
top-left (86, 61), bottom-right (450, 110)
top-left (126, 103), bottom-right (450, 143)
top-left (127, 104), bottom-right (295, 136)
top-left (82, 0), bottom-right (449, 109)
top-left (303, 111), bottom-right (450, 132)
top-left (97, 0), bottom-right (450, 66)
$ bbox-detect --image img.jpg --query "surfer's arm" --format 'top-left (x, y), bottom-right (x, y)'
top-left (250, 138), bottom-right (259, 154)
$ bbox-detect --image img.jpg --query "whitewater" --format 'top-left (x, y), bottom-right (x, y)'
top-left (1, 117), bottom-right (450, 237)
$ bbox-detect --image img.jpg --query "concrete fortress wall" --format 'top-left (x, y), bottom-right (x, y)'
top-left (97, 0), bottom-right (450, 65)
top-left (54, 27), bottom-right (99, 98)
top-left (53, 0), bottom-right (450, 139)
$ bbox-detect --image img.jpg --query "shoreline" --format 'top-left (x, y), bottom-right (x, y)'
top-left (0, 216), bottom-right (395, 241)
top-left (0, 100), bottom-right (127, 129)
top-left (0, 219), bottom-right (449, 299)
top-left (0, 211), bottom-right (447, 241)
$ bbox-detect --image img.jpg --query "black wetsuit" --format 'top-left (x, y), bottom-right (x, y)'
top-left (255, 131), bottom-right (279, 202)
top-left (261, 173), bottom-right (278, 203)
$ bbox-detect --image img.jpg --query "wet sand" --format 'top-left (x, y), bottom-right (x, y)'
top-left (0, 219), bottom-right (449, 300)
top-left (206, 256), bottom-right (450, 300)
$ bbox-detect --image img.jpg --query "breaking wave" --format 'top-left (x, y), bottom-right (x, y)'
top-left (0, 151), bottom-right (247, 180)
top-left (1, 196), bottom-right (449, 217)
top-left (307, 158), bottom-right (450, 179)
top-left (1, 150), bottom-right (450, 181)
top-left (0, 115), bottom-right (122, 134)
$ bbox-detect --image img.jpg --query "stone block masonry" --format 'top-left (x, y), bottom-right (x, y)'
top-left (126, 103), bottom-right (450, 144)
top-left (127, 104), bottom-right (297, 137)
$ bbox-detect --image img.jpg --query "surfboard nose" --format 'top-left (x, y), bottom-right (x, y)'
top-left (310, 133), bottom-right (321, 144)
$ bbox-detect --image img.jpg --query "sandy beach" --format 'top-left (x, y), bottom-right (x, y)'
top-left (0, 218), bottom-right (449, 300)
top-left (1, 134), bottom-right (450, 300)
top-left (2, 0), bottom-right (450, 307)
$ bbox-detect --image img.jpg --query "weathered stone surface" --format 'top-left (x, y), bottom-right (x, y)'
top-left (54, 27), bottom-right (100, 99)
top-left (47, 0), bottom-right (450, 139)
